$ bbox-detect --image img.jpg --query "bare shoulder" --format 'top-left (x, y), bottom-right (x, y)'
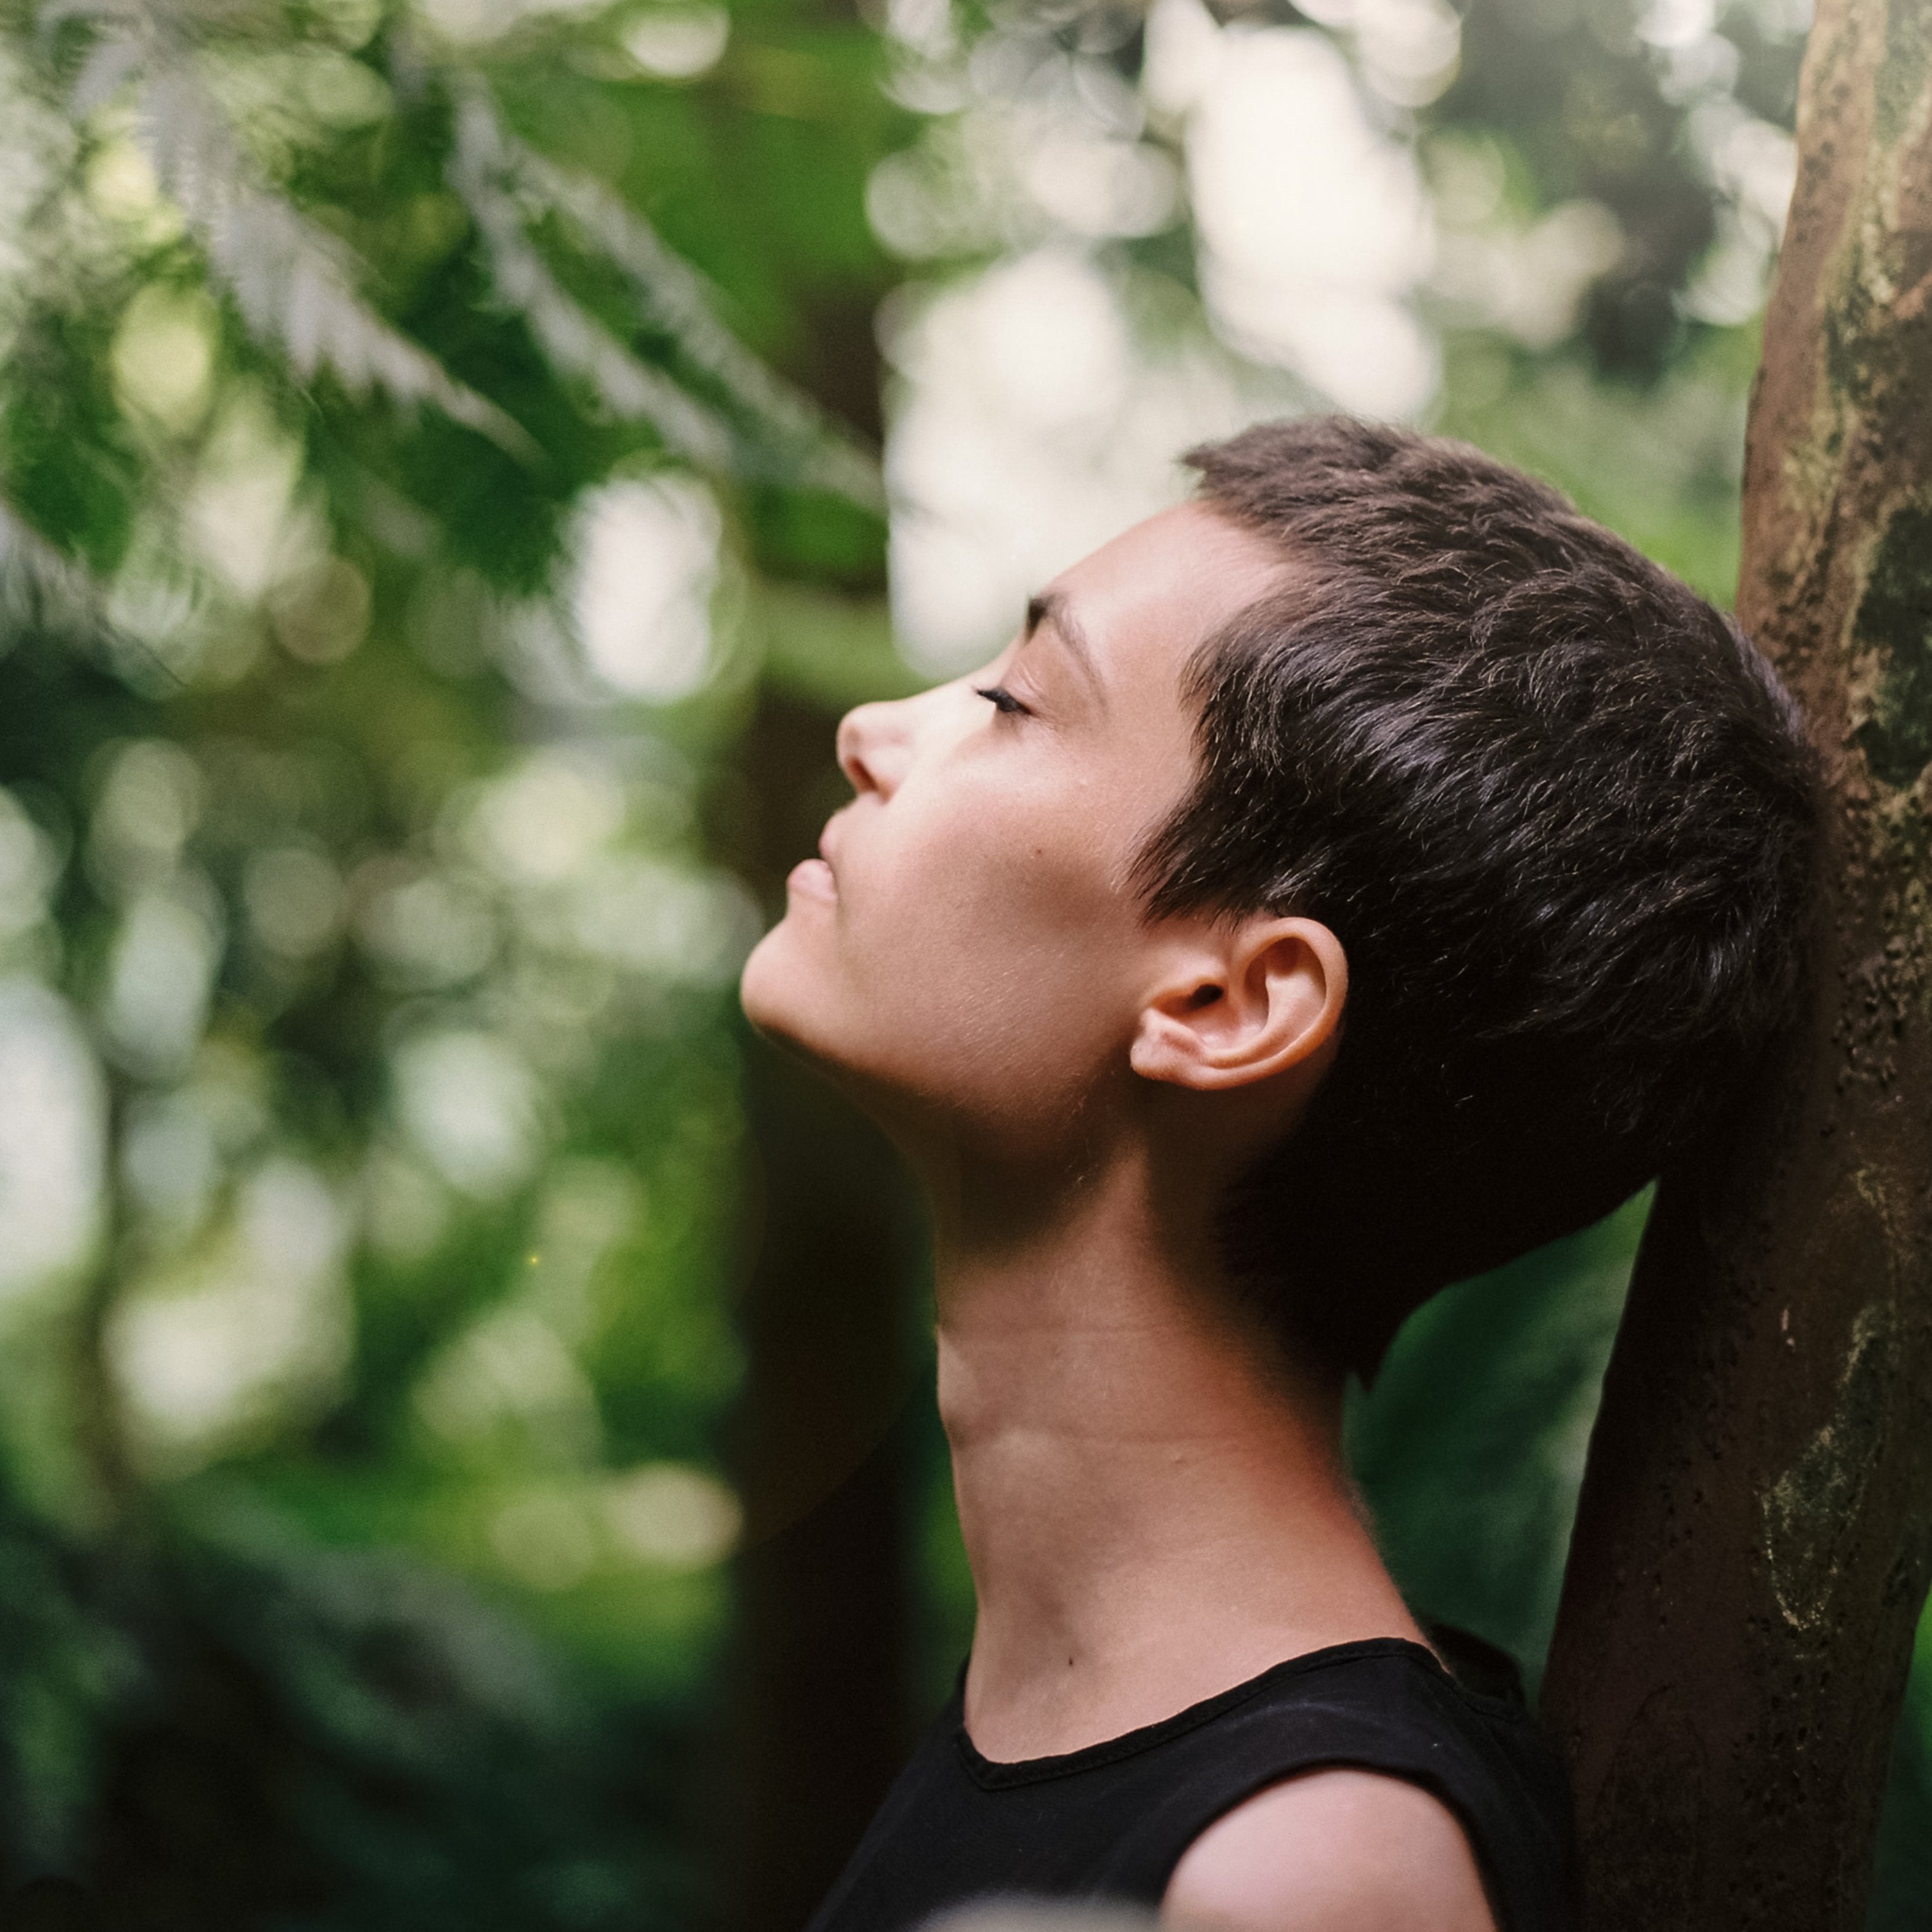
top-left (1161, 1767), bottom-right (1499, 1932)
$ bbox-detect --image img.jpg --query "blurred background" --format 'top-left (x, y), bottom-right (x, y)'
top-left (0, 0), bottom-right (1927, 1924)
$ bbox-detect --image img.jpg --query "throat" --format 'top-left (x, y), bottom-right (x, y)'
top-left (932, 1199), bottom-right (1427, 1765)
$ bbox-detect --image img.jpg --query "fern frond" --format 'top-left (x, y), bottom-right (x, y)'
top-left (450, 90), bottom-right (738, 470)
top-left (0, 493), bottom-right (111, 638)
top-left (114, 46), bottom-right (535, 456)
top-left (451, 88), bottom-right (884, 508)
top-left (506, 129), bottom-right (884, 508)
top-left (66, 23), bottom-right (146, 118)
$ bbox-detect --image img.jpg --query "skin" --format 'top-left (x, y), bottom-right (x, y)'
top-left (740, 501), bottom-right (1498, 1932)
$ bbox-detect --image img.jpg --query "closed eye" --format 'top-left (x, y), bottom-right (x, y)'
top-left (974, 684), bottom-right (1031, 717)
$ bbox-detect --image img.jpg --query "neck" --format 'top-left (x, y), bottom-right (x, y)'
top-left (929, 1148), bottom-right (1425, 1763)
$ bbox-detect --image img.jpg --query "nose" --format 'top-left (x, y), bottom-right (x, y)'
top-left (836, 698), bottom-right (912, 800)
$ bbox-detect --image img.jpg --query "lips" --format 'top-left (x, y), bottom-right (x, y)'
top-left (784, 816), bottom-right (842, 904)
top-left (788, 856), bottom-right (836, 903)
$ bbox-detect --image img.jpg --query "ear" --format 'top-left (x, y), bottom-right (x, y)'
top-left (1129, 917), bottom-right (1347, 1094)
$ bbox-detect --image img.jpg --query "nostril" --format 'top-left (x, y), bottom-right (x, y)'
top-left (836, 716), bottom-right (875, 796)
top-left (836, 701), bottom-right (896, 797)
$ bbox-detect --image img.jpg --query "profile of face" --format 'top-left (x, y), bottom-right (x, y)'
top-left (739, 501), bottom-right (1346, 1180)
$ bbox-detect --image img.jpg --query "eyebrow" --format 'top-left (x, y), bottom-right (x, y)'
top-left (1022, 590), bottom-right (1106, 706)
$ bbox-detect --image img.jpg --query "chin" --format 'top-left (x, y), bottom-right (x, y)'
top-left (738, 924), bottom-right (929, 1141)
top-left (740, 920), bottom-right (854, 1069)
top-left (739, 921), bottom-right (807, 1041)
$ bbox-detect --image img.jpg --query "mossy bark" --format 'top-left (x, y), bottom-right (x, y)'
top-left (1542, 4), bottom-right (1932, 1926)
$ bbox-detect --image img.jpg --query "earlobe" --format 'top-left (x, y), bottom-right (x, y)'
top-left (1129, 918), bottom-right (1346, 1094)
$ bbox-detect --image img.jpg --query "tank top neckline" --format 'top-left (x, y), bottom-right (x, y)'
top-left (955, 1635), bottom-right (1464, 1791)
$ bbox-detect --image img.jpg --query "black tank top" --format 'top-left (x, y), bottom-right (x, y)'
top-left (803, 1635), bottom-right (1574, 1932)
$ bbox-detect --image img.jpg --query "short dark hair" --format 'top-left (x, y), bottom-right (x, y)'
top-left (1137, 417), bottom-right (1819, 1380)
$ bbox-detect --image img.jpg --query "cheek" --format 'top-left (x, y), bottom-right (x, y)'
top-left (834, 804), bottom-right (1145, 1128)
top-left (742, 766), bottom-right (1158, 1152)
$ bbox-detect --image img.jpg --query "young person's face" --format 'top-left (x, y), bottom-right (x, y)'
top-left (739, 502), bottom-right (1290, 1156)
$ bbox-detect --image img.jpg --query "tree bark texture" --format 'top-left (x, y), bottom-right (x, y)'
top-left (1542, 4), bottom-right (1932, 1927)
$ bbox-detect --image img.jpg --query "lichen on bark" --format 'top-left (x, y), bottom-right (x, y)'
top-left (1852, 498), bottom-right (1932, 789)
top-left (1544, 2), bottom-right (1932, 1927)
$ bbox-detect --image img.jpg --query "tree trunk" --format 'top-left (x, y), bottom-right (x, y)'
top-left (717, 684), bottom-right (923, 1932)
top-left (1541, 3), bottom-right (1932, 1927)
top-left (729, 1030), bottom-right (920, 1932)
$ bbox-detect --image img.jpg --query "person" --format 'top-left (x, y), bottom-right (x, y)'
top-left (738, 417), bottom-right (1818, 1932)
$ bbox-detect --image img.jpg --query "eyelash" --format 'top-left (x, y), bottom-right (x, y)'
top-left (974, 684), bottom-right (1030, 717)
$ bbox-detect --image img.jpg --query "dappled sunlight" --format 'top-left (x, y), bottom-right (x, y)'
top-left (416, 1303), bottom-right (604, 1460)
top-left (604, 1461), bottom-right (740, 1567)
top-left (394, 1030), bottom-right (545, 1199)
top-left (242, 843), bottom-right (346, 958)
top-left (356, 867), bottom-right (502, 990)
top-left (102, 884), bottom-right (224, 1077)
top-left (0, 788), bottom-right (63, 948)
top-left (108, 1156), bottom-right (353, 1472)
top-left (1174, 12), bottom-right (1439, 415)
top-left (874, 0), bottom-right (1468, 670)
top-left (484, 1463), bottom-right (740, 1590)
top-left (571, 476), bottom-right (721, 701)
top-left (622, 6), bottom-right (730, 80)
top-left (884, 250), bottom-right (1273, 671)
top-left (0, 982), bottom-right (103, 1306)
top-left (466, 749), bottom-right (629, 886)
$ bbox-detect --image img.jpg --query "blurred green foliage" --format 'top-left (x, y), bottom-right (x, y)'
top-left (0, 0), bottom-right (903, 1914)
top-left (0, 0), bottom-right (1926, 1923)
